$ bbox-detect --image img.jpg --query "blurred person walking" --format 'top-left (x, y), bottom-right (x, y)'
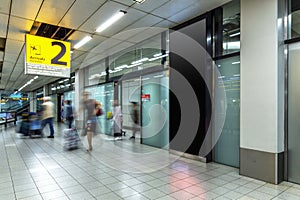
top-left (41, 96), bottom-right (55, 138)
top-left (64, 100), bottom-right (74, 129)
top-left (130, 102), bottom-right (139, 140)
top-left (79, 91), bottom-right (101, 152)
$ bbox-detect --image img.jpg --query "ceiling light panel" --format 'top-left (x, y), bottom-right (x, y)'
top-left (133, 0), bottom-right (146, 4)
top-left (96, 10), bottom-right (127, 33)
top-left (70, 31), bottom-right (106, 51)
top-left (74, 36), bottom-right (92, 49)
top-left (99, 8), bottom-right (146, 37)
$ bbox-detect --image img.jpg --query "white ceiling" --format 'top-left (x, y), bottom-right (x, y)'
top-left (0, 0), bottom-right (231, 93)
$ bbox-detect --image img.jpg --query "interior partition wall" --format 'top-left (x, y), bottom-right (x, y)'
top-left (169, 15), bottom-right (213, 161)
top-left (141, 71), bottom-right (169, 149)
top-left (287, 42), bottom-right (300, 184)
top-left (286, 0), bottom-right (300, 185)
top-left (213, 56), bottom-right (240, 168)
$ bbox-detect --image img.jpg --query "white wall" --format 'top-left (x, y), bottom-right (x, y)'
top-left (241, 0), bottom-right (283, 153)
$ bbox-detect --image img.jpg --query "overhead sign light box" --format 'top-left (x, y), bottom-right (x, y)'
top-left (25, 34), bottom-right (71, 78)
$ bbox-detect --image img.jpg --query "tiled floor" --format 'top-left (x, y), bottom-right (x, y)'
top-left (1, 123), bottom-right (300, 200)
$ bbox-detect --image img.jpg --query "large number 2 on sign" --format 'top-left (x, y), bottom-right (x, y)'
top-left (51, 42), bottom-right (67, 66)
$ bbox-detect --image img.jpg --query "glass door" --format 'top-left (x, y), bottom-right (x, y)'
top-left (121, 78), bottom-right (141, 140)
top-left (141, 71), bottom-right (169, 149)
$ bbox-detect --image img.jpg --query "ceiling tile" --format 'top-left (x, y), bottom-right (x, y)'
top-left (124, 14), bottom-right (163, 30)
top-left (7, 16), bottom-right (34, 41)
top-left (152, 0), bottom-right (196, 19)
top-left (169, 0), bottom-right (231, 23)
top-left (133, 0), bottom-right (169, 13)
top-left (13, 63), bottom-right (24, 74)
top-left (2, 61), bottom-right (14, 75)
top-left (0, 0), bottom-right (11, 14)
top-left (17, 49), bottom-right (25, 65)
top-left (126, 27), bottom-right (166, 44)
top-left (87, 38), bottom-right (122, 56)
top-left (111, 28), bottom-right (143, 42)
top-left (154, 20), bottom-right (177, 29)
top-left (111, 0), bottom-right (135, 6)
top-left (0, 51), bottom-right (3, 61)
top-left (71, 49), bottom-right (86, 60)
top-left (79, 1), bottom-right (128, 34)
top-left (0, 13), bottom-right (8, 38)
top-left (4, 53), bottom-right (18, 64)
top-left (5, 39), bottom-right (24, 54)
top-left (11, 0), bottom-right (43, 20)
top-left (5, 81), bottom-right (15, 90)
top-left (36, 0), bottom-right (75, 25)
top-left (59, 0), bottom-right (107, 29)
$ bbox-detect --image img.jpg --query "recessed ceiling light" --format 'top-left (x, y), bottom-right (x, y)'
top-left (96, 10), bottom-right (127, 33)
top-left (74, 36), bottom-right (92, 49)
top-left (133, 0), bottom-right (146, 4)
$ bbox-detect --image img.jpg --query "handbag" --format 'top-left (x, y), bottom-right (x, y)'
top-left (95, 108), bottom-right (103, 116)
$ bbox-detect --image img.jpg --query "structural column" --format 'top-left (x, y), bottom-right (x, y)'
top-left (29, 91), bottom-right (36, 112)
top-left (240, 0), bottom-right (285, 184)
top-left (74, 69), bottom-right (85, 125)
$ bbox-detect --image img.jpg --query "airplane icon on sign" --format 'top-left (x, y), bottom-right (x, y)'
top-left (30, 45), bottom-right (41, 55)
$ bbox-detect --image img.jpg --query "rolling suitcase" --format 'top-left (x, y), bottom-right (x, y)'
top-left (63, 128), bottom-right (81, 150)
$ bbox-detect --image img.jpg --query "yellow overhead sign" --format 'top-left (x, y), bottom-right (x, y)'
top-left (25, 34), bottom-right (71, 78)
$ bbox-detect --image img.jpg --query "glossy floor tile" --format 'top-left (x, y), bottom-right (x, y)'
top-left (0, 123), bottom-right (300, 200)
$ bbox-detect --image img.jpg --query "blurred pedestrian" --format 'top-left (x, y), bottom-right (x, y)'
top-left (112, 100), bottom-right (122, 136)
top-left (130, 102), bottom-right (139, 139)
top-left (79, 91), bottom-right (100, 152)
top-left (64, 100), bottom-right (74, 129)
top-left (41, 96), bottom-right (55, 138)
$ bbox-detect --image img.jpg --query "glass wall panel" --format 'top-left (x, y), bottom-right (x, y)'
top-left (36, 88), bottom-right (44, 113)
top-left (84, 83), bottom-right (114, 135)
top-left (141, 71), bottom-right (169, 149)
top-left (50, 94), bottom-right (58, 122)
top-left (109, 33), bottom-right (168, 78)
top-left (222, 0), bottom-right (240, 55)
top-left (49, 74), bottom-right (75, 95)
top-left (64, 90), bottom-right (75, 108)
top-left (85, 59), bottom-right (106, 86)
top-left (288, 42), bottom-right (300, 184)
top-left (213, 56), bottom-right (240, 167)
top-left (288, 0), bottom-right (300, 39)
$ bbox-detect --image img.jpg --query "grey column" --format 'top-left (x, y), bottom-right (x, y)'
top-left (240, 0), bottom-right (285, 184)
top-left (29, 91), bottom-right (36, 112)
